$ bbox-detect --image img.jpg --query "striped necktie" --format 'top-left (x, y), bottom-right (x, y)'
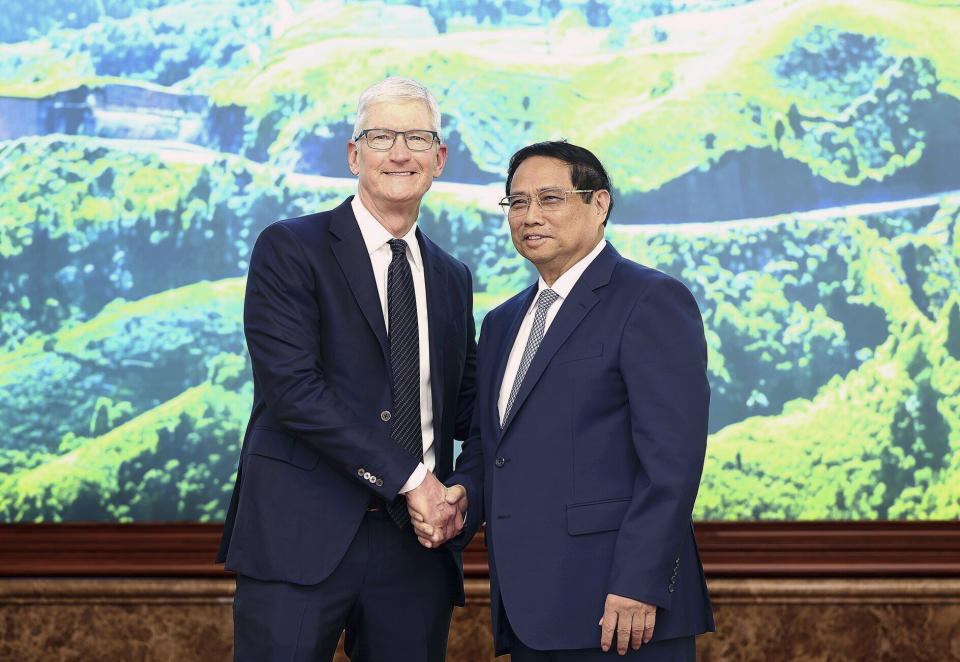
top-left (386, 238), bottom-right (423, 528)
top-left (503, 288), bottom-right (560, 425)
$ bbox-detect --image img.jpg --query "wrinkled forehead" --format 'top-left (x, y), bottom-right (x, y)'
top-left (509, 156), bottom-right (573, 194)
top-left (361, 100), bottom-right (434, 131)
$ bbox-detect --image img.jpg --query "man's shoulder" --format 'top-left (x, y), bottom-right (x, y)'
top-left (606, 253), bottom-right (702, 320)
top-left (610, 251), bottom-right (690, 295)
top-left (264, 197), bottom-right (352, 239)
top-left (486, 285), bottom-right (535, 323)
top-left (418, 230), bottom-right (471, 279)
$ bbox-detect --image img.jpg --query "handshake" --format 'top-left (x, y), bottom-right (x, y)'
top-left (404, 472), bottom-right (468, 549)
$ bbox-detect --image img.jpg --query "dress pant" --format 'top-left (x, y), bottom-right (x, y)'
top-left (233, 509), bottom-right (455, 662)
top-left (505, 605), bottom-right (696, 662)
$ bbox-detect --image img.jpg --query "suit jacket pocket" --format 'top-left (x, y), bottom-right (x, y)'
top-left (248, 427), bottom-right (320, 470)
top-left (566, 496), bottom-right (631, 536)
top-left (555, 342), bottom-right (603, 364)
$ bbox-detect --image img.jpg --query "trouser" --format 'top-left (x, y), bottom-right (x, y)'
top-left (233, 509), bottom-right (455, 662)
top-left (504, 602), bottom-right (696, 662)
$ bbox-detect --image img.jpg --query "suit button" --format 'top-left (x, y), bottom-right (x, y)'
top-left (381, 411), bottom-right (391, 422)
top-left (363, 472), bottom-right (371, 480)
top-left (668, 585), bottom-right (676, 593)
top-left (376, 479), bottom-right (384, 487)
top-left (495, 457), bottom-right (505, 468)
top-left (368, 475), bottom-right (376, 483)
top-left (357, 468), bottom-right (365, 476)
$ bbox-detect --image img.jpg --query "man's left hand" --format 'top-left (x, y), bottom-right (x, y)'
top-left (409, 484), bottom-right (467, 548)
top-left (599, 593), bottom-right (656, 655)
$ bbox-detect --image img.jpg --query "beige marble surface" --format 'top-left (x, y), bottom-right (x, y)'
top-left (2, 578), bottom-right (959, 661)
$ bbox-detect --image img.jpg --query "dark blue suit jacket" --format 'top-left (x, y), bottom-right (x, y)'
top-left (450, 242), bottom-right (714, 653)
top-left (217, 197), bottom-right (477, 604)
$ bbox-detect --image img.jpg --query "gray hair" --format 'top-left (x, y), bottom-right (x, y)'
top-left (352, 77), bottom-right (442, 141)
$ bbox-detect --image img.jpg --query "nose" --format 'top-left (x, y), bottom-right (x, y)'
top-left (388, 135), bottom-right (413, 161)
top-left (524, 201), bottom-right (545, 225)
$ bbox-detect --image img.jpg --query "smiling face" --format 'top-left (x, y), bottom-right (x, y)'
top-left (508, 155), bottom-right (608, 285)
top-left (347, 100), bottom-right (447, 234)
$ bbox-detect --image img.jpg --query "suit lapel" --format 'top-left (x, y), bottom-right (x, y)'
top-left (329, 198), bottom-right (389, 361)
top-left (492, 285), bottom-right (537, 439)
top-left (498, 243), bottom-right (619, 436)
top-left (419, 230), bottom-right (448, 440)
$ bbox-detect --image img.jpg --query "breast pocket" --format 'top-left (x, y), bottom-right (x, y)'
top-left (566, 496), bottom-right (631, 536)
top-left (556, 342), bottom-right (603, 364)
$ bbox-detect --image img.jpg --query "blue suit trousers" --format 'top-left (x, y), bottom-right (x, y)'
top-left (233, 510), bottom-right (455, 662)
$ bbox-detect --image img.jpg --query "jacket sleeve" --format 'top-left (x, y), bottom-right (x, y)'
top-left (453, 264), bottom-right (478, 441)
top-left (445, 312), bottom-right (488, 552)
top-left (243, 222), bottom-right (419, 499)
top-left (606, 276), bottom-right (710, 609)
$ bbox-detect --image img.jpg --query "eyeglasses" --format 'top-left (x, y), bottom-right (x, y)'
top-left (499, 188), bottom-right (595, 217)
top-left (354, 129), bottom-right (440, 151)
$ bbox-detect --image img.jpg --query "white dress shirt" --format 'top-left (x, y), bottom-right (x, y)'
top-left (498, 239), bottom-right (607, 425)
top-left (352, 195), bottom-right (432, 493)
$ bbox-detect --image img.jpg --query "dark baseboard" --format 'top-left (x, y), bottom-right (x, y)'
top-left (2, 520), bottom-right (959, 577)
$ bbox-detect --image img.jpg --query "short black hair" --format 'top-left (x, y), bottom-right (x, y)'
top-left (505, 140), bottom-right (614, 224)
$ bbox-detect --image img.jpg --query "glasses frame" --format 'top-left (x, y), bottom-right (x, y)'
top-left (499, 188), bottom-right (596, 216)
top-left (354, 128), bottom-right (441, 152)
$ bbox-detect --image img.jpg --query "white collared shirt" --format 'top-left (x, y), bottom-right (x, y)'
top-left (498, 239), bottom-right (607, 425)
top-left (352, 195), bottom-right (432, 492)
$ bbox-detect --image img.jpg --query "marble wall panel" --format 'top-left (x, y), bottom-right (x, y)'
top-left (2, 578), bottom-right (958, 661)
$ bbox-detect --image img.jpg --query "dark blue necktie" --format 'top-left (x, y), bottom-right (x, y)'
top-left (386, 238), bottom-right (423, 528)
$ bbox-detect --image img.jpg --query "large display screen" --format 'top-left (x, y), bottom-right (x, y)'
top-left (1, 0), bottom-right (958, 522)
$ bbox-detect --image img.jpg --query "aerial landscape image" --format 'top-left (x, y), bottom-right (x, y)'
top-left (0, 0), bottom-right (958, 521)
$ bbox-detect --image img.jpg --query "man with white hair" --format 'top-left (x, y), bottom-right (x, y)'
top-left (218, 76), bottom-right (477, 662)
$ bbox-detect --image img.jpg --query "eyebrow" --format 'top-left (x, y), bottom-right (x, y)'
top-left (508, 185), bottom-right (569, 195)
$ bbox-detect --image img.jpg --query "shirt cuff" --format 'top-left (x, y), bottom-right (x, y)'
top-left (398, 463), bottom-right (428, 494)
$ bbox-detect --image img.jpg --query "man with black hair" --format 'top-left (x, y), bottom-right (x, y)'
top-left (416, 141), bottom-right (714, 660)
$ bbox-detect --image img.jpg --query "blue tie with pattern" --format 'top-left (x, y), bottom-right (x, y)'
top-left (386, 239), bottom-right (423, 528)
top-left (503, 288), bottom-right (560, 426)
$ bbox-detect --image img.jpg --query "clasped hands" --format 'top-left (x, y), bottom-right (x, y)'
top-left (404, 472), bottom-right (467, 548)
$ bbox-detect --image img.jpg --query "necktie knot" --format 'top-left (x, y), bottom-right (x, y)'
top-left (388, 238), bottom-right (407, 259)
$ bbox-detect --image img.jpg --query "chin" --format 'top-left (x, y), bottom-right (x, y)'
top-left (516, 248), bottom-right (543, 264)
top-left (374, 188), bottom-right (416, 202)
top-left (387, 182), bottom-right (426, 196)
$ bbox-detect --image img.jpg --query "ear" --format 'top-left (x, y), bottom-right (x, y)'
top-left (347, 140), bottom-right (360, 176)
top-left (432, 143), bottom-right (448, 178)
top-left (593, 189), bottom-right (611, 225)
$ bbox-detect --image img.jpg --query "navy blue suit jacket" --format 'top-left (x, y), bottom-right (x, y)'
top-left (217, 197), bottom-right (477, 604)
top-left (450, 242), bottom-right (714, 653)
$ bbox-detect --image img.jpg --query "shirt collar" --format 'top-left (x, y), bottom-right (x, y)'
top-left (536, 238), bottom-right (607, 301)
top-left (351, 194), bottom-right (423, 269)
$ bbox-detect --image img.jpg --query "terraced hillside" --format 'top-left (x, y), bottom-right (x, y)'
top-left (1, 0), bottom-right (958, 520)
